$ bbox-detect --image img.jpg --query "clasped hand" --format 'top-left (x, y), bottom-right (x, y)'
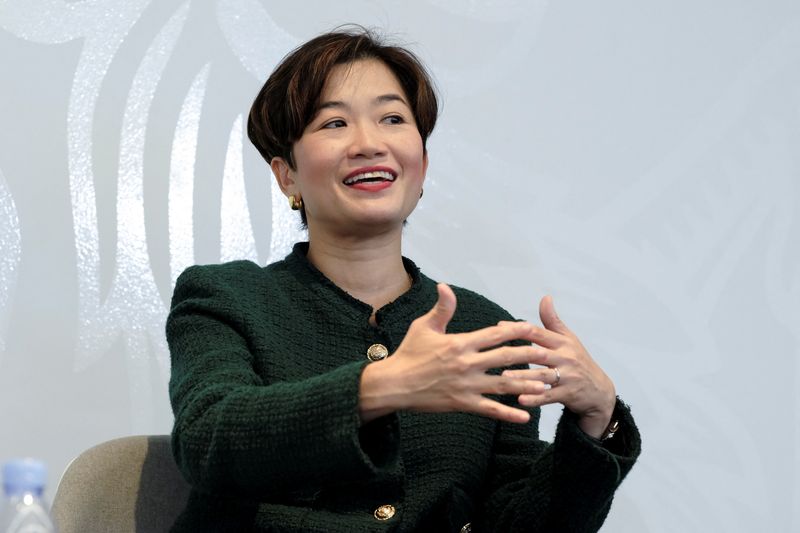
top-left (359, 284), bottom-right (616, 438)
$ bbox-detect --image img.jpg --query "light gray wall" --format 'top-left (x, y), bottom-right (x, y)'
top-left (1, 1), bottom-right (798, 531)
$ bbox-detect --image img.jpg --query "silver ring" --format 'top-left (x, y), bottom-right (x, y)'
top-left (552, 367), bottom-right (561, 386)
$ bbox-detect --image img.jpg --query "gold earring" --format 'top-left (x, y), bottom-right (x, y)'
top-left (288, 195), bottom-right (303, 210)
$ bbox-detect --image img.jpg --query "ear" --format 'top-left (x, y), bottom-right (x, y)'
top-left (421, 151), bottom-right (429, 184)
top-left (270, 157), bottom-right (296, 196)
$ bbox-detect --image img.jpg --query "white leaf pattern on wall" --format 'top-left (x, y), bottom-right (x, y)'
top-left (71, 2), bottom-right (191, 432)
top-left (0, 0), bottom-right (133, 44)
top-left (0, 170), bottom-right (21, 358)
top-left (169, 63), bottom-right (211, 287)
top-left (220, 115), bottom-right (258, 263)
top-left (216, 0), bottom-right (305, 262)
top-left (110, 2), bottom-right (194, 425)
top-left (0, 1), bottom-right (303, 434)
top-left (215, 0), bottom-right (298, 80)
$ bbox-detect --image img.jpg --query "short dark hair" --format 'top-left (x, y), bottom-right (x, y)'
top-left (247, 26), bottom-right (439, 171)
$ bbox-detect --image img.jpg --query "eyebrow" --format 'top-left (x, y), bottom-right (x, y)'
top-left (318, 93), bottom-right (410, 111)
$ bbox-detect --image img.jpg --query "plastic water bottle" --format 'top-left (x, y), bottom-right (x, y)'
top-left (0, 459), bottom-right (56, 533)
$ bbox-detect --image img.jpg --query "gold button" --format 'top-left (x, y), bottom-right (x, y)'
top-left (460, 523), bottom-right (472, 533)
top-left (374, 504), bottom-right (396, 521)
top-left (366, 343), bottom-right (388, 362)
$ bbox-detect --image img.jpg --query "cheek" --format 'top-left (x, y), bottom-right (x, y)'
top-left (294, 144), bottom-right (338, 182)
top-left (400, 139), bottom-right (426, 178)
top-left (411, 159), bottom-right (426, 182)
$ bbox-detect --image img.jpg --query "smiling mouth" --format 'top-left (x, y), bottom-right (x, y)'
top-left (343, 170), bottom-right (396, 185)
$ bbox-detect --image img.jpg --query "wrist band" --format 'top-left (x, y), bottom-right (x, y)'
top-left (600, 419), bottom-right (620, 441)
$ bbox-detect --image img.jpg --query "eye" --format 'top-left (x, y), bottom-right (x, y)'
top-left (322, 119), bottom-right (346, 129)
top-left (382, 114), bottom-right (405, 125)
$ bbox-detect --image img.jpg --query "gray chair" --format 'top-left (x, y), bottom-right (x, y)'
top-left (51, 435), bottom-right (191, 533)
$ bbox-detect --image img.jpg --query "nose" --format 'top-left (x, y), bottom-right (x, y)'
top-left (347, 121), bottom-right (386, 159)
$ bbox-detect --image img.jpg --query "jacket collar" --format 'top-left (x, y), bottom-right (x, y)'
top-left (284, 241), bottom-right (429, 324)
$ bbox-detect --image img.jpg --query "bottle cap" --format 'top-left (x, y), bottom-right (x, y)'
top-left (2, 458), bottom-right (47, 495)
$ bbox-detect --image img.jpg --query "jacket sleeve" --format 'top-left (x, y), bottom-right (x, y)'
top-left (475, 397), bottom-right (641, 532)
top-left (167, 264), bottom-right (401, 498)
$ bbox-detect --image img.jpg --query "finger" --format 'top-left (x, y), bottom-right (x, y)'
top-left (539, 295), bottom-right (573, 336)
top-left (460, 320), bottom-right (541, 351)
top-left (462, 319), bottom-right (564, 351)
top-left (426, 283), bottom-right (457, 333)
top-left (495, 320), bottom-right (564, 349)
top-left (502, 366), bottom-right (560, 386)
top-left (474, 373), bottom-right (547, 396)
top-left (518, 387), bottom-right (565, 408)
top-left (472, 396), bottom-right (531, 424)
top-left (475, 344), bottom-right (551, 369)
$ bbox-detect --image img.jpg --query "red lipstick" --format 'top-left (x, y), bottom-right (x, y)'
top-left (350, 181), bottom-right (393, 192)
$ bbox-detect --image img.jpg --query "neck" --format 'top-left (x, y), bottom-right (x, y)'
top-left (305, 230), bottom-right (410, 314)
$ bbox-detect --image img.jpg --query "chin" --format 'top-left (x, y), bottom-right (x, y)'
top-left (347, 210), bottom-right (411, 233)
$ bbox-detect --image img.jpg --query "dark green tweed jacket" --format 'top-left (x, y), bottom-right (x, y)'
top-left (167, 242), bottom-right (640, 532)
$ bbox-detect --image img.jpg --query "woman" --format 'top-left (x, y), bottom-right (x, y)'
top-left (167, 27), bottom-right (640, 532)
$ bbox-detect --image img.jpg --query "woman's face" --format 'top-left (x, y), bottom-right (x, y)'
top-left (271, 59), bottom-right (428, 237)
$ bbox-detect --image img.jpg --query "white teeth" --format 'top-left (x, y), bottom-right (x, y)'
top-left (344, 171), bottom-right (395, 185)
